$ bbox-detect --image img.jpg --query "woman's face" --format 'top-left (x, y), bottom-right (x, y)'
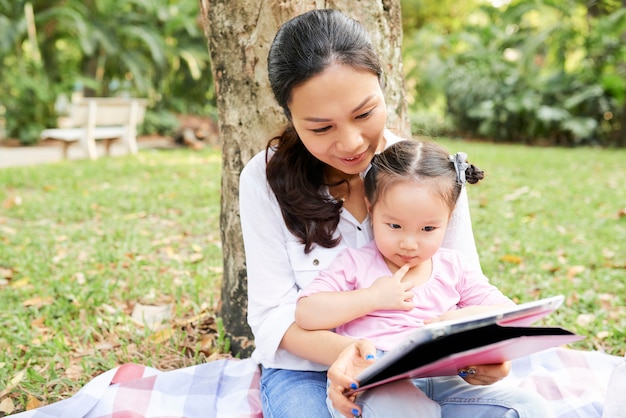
top-left (288, 64), bottom-right (387, 178)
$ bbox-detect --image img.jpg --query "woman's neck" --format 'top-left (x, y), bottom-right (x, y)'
top-left (326, 170), bottom-right (368, 223)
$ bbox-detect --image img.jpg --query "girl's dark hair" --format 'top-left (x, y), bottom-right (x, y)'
top-left (364, 140), bottom-right (484, 212)
top-left (266, 9), bottom-right (383, 253)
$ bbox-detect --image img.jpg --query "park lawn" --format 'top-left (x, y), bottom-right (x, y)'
top-left (0, 139), bottom-right (625, 413)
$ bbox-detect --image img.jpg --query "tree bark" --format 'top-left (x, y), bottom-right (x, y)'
top-left (200, 0), bottom-right (408, 357)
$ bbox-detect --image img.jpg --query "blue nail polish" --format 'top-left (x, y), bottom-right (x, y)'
top-left (352, 408), bottom-right (359, 415)
top-left (458, 371), bottom-right (468, 378)
top-left (350, 382), bottom-right (358, 390)
top-left (366, 354), bottom-right (375, 360)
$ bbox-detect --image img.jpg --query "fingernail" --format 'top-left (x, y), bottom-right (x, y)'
top-left (350, 382), bottom-right (358, 390)
top-left (366, 354), bottom-right (375, 360)
top-left (351, 408), bottom-right (360, 416)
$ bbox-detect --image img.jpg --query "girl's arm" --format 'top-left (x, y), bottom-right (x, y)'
top-left (296, 264), bottom-right (414, 330)
top-left (296, 289), bottom-right (377, 330)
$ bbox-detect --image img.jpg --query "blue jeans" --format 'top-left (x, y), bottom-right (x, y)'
top-left (260, 366), bottom-right (331, 418)
top-left (414, 376), bottom-right (553, 418)
top-left (261, 366), bottom-right (552, 418)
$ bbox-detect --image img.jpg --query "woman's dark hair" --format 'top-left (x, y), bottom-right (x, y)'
top-left (364, 140), bottom-right (484, 213)
top-left (266, 9), bottom-right (383, 253)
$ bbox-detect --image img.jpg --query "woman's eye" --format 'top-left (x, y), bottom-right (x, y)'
top-left (356, 109), bottom-right (373, 120)
top-left (312, 126), bottom-right (331, 133)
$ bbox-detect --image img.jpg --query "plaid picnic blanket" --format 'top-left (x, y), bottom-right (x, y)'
top-left (9, 348), bottom-right (623, 418)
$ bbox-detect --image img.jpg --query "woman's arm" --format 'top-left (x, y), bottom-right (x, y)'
top-left (280, 323), bottom-right (356, 366)
top-left (240, 152), bottom-right (348, 368)
top-left (240, 152), bottom-right (307, 365)
top-left (442, 187), bottom-right (482, 272)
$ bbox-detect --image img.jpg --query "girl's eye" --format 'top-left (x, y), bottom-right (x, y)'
top-left (312, 125), bottom-right (332, 133)
top-left (388, 223), bottom-right (401, 230)
top-left (422, 226), bottom-right (435, 232)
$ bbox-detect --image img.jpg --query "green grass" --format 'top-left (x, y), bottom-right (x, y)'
top-left (438, 138), bottom-right (626, 355)
top-left (0, 147), bottom-right (224, 412)
top-left (0, 140), bottom-right (625, 412)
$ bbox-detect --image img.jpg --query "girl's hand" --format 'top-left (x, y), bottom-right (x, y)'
top-left (327, 339), bottom-right (377, 417)
top-left (367, 264), bottom-right (414, 311)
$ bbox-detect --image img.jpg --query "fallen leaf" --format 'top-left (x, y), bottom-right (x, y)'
top-left (0, 369), bottom-right (26, 398)
top-left (0, 397), bottom-right (15, 414)
top-left (576, 313), bottom-right (596, 327)
top-left (596, 331), bottom-right (610, 339)
top-left (186, 253), bottom-right (204, 263)
top-left (10, 277), bottom-right (30, 288)
top-left (567, 265), bottom-right (585, 278)
top-left (22, 296), bottom-right (54, 308)
top-left (30, 316), bottom-right (46, 329)
top-left (503, 186), bottom-right (529, 201)
top-left (149, 327), bottom-right (175, 344)
top-left (64, 363), bottom-right (84, 380)
top-left (131, 303), bottom-right (173, 330)
top-left (0, 267), bottom-right (13, 279)
top-left (2, 195), bottom-right (22, 209)
top-left (0, 225), bottom-right (16, 235)
top-left (540, 263), bottom-right (559, 273)
top-left (500, 254), bottom-right (522, 264)
top-left (26, 395), bottom-right (42, 410)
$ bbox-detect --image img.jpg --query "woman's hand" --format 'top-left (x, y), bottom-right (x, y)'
top-left (458, 361), bottom-right (512, 385)
top-left (327, 339), bottom-right (377, 417)
top-left (424, 304), bottom-right (513, 385)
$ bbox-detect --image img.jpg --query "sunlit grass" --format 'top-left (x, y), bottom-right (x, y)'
top-left (0, 147), bottom-right (224, 412)
top-left (437, 138), bottom-right (626, 355)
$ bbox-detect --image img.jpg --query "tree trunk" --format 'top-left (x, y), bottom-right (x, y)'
top-left (199, 0), bottom-right (408, 357)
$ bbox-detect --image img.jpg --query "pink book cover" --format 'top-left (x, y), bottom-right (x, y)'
top-left (352, 295), bottom-right (583, 392)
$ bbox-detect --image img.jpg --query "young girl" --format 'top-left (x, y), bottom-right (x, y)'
top-left (296, 139), bottom-right (549, 417)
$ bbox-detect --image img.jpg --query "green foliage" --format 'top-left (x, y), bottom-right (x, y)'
top-left (0, 0), bottom-right (214, 145)
top-left (401, 0), bottom-right (626, 146)
top-left (139, 109), bottom-right (181, 137)
top-left (1, 53), bottom-right (57, 145)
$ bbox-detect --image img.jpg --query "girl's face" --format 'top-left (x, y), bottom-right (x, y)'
top-left (288, 63), bottom-right (387, 178)
top-left (369, 181), bottom-right (451, 272)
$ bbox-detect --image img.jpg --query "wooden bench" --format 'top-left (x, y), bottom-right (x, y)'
top-left (40, 97), bottom-right (148, 160)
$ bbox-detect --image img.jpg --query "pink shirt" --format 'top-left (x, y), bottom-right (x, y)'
top-left (298, 241), bottom-right (513, 352)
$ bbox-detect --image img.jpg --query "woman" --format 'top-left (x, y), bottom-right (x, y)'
top-left (239, 8), bottom-right (549, 418)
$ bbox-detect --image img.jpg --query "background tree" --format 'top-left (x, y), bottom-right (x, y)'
top-left (200, 0), bottom-right (409, 356)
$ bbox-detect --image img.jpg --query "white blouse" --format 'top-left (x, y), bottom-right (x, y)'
top-left (238, 130), bottom-right (481, 370)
